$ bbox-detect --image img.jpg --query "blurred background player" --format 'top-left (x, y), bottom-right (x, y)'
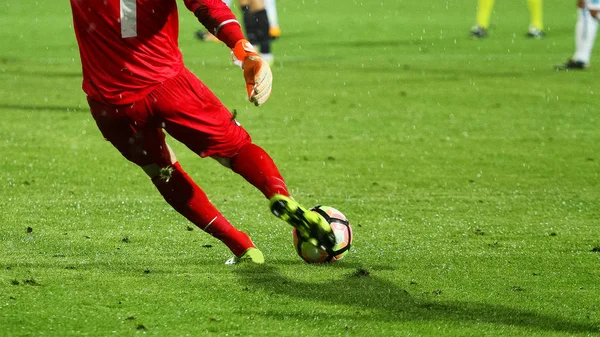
top-left (197, 0), bottom-right (278, 63)
top-left (556, 0), bottom-right (599, 70)
top-left (470, 0), bottom-right (545, 38)
top-left (265, 0), bottom-right (281, 39)
top-left (69, 0), bottom-right (334, 264)
top-left (208, 0), bottom-right (281, 38)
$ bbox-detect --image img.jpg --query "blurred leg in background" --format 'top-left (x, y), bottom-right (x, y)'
top-left (526, 0), bottom-right (545, 38)
top-left (556, 0), bottom-right (598, 70)
top-left (471, 0), bottom-right (495, 38)
top-left (197, 0), bottom-right (280, 46)
top-left (471, 0), bottom-right (544, 38)
top-left (239, 0), bottom-right (273, 64)
top-left (266, 0), bottom-right (281, 39)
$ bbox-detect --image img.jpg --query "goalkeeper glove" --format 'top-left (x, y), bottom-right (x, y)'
top-left (232, 40), bottom-right (272, 106)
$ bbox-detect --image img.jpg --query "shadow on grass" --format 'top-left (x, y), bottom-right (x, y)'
top-left (234, 265), bottom-right (599, 334)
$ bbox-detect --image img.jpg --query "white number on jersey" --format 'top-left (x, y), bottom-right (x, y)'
top-left (120, 0), bottom-right (137, 38)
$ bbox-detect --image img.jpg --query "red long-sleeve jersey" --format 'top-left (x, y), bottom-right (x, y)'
top-left (70, 0), bottom-right (243, 105)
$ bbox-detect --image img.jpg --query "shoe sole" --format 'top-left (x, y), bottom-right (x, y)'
top-left (270, 197), bottom-right (336, 250)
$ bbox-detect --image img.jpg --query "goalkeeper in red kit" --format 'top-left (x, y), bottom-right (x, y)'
top-left (69, 0), bottom-right (335, 264)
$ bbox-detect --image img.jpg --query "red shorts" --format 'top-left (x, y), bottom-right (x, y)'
top-left (87, 68), bottom-right (251, 167)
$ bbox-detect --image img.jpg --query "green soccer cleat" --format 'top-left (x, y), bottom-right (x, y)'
top-left (225, 247), bottom-right (264, 265)
top-left (269, 194), bottom-right (336, 250)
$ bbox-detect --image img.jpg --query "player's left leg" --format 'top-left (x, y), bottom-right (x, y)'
top-left (148, 159), bottom-right (262, 263)
top-left (526, 0), bottom-right (545, 38)
top-left (87, 95), bottom-right (261, 264)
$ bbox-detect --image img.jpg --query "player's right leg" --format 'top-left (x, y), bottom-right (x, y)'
top-left (214, 147), bottom-right (336, 250)
top-left (224, 145), bottom-right (336, 250)
top-left (557, 6), bottom-right (598, 70)
top-left (157, 68), bottom-right (334, 251)
top-left (471, 0), bottom-right (495, 38)
top-left (86, 96), bottom-right (261, 264)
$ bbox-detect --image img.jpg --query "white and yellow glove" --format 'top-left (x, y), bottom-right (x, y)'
top-left (232, 40), bottom-right (272, 106)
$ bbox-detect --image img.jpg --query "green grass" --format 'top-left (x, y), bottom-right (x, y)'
top-left (1, 0), bottom-right (599, 336)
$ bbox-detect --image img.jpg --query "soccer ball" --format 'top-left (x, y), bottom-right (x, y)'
top-left (293, 205), bottom-right (353, 263)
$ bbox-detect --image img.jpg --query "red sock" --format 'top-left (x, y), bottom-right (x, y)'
top-left (230, 143), bottom-right (290, 199)
top-left (152, 162), bottom-right (254, 256)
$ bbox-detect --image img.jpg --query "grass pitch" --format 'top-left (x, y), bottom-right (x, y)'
top-left (1, 0), bottom-right (599, 336)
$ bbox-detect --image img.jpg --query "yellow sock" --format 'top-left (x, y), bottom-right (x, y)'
top-left (476, 0), bottom-right (496, 29)
top-left (528, 0), bottom-right (543, 30)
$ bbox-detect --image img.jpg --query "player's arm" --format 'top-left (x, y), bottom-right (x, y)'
top-left (183, 0), bottom-right (273, 106)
